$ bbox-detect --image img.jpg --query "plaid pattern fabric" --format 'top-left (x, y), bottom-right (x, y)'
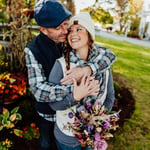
top-left (25, 44), bottom-right (116, 121)
top-left (25, 48), bottom-right (73, 121)
top-left (69, 44), bottom-right (116, 75)
top-left (25, 48), bottom-right (73, 103)
top-left (38, 112), bottom-right (56, 122)
top-left (69, 44), bottom-right (116, 105)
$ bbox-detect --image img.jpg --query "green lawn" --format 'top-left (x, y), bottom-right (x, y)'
top-left (95, 36), bottom-right (150, 150)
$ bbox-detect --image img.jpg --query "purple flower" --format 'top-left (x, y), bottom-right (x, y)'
top-left (94, 139), bottom-right (108, 150)
top-left (103, 121), bottom-right (110, 130)
top-left (80, 118), bottom-right (86, 123)
top-left (68, 112), bottom-right (74, 118)
top-left (86, 103), bottom-right (92, 110)
top-left (80, 124), bottom-right (86, 130)
top-left (77, 106), bottom-right (85, 113)
top-left (94, 133), bottom-right (100, 141)
top-left (86, 125), bottom-right (94, 134)
top-left (90, 125), bottom-right (94, 130)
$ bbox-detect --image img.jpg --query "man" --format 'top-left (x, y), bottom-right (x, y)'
top-left (25, 1), bottom-right (116, 150)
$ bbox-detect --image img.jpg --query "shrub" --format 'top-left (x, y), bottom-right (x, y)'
top-left (0, 72), bottom-right (27, 104)
top-left (0, 139), bottom-right (13, 150)
top-left (0, 107), bottom-right (22, 131)
top-left (14, 123), bottom-right (40, 140)
top-left (2, 0), bottom-right (33, 74)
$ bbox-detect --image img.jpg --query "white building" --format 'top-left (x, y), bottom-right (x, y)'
top-left (139, 0), bottom-right (150, 39)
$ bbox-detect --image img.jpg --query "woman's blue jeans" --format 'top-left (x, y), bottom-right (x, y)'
top-left (56, 139), bottom-right (92, 150)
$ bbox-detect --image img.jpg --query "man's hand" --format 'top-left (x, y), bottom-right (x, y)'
top-left (61, 66), bottom-right (92, 85)
top-left (73, 75), bottom-right (99, 101)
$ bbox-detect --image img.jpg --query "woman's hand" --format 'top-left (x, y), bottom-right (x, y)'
top-left (73, 75), bottom-right (99, 101)
top-left (61, 66), bottom-right (92, 85)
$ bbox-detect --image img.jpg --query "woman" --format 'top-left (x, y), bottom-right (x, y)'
top-left (48, 12), bottom-right (116, 150)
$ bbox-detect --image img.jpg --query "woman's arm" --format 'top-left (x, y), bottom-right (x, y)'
top-left (103, 69), bottom-right (115, 111)
top-left (48, 60), bottom-right (76, 111)
top-left (48, 60), bottom-right (100, 111)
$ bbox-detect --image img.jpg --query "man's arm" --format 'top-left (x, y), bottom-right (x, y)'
top-left (88, 44), bottom-right (116, 75)
top-left (49, 60), bottom-right (99, 111)
top-left (61, 44), bottom-right (116, 85)
top-left (25, 47), bottom-right (73, 103)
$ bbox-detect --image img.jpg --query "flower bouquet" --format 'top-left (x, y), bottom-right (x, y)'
top-left (0, 72), bottom-right (27, 104)
top-left (68, 102), bottom-right (120, 150)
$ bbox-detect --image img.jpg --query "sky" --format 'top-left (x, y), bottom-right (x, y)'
top-left (143, 0), bottom-right (149, 3)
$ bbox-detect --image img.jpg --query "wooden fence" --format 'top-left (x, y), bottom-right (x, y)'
top-left (0, 40), bottom-right (12, 62)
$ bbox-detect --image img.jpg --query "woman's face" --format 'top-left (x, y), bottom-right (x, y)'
top-left (67, 24), bottom-right (89, 51)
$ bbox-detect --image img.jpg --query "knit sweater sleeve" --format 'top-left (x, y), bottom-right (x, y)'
top-left (48, 60), bottom-right (76, 111)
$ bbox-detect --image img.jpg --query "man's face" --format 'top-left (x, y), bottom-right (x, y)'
top-left (40, 19), bottom-right (69, 44)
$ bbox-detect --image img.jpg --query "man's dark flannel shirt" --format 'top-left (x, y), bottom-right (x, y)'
top-left (24, 44), bottom-right (116, 121)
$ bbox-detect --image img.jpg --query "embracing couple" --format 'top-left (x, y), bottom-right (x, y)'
top-left (24, 0), bottom-right (116, 150)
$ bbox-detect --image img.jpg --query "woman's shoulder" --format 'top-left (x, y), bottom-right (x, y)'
top-left (55, 57), bottom-right (66, 75)
top-left (94, 43), bottom-right (109, 52)
top-left (56, 57), bottom-right (65, 64)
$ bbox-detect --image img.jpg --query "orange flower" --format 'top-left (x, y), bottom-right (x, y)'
top-left (0, 44), bottom-right (2, 51)
top-left (0, 72), bottom-right (27, 101)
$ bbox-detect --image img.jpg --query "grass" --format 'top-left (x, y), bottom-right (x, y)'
top-left (95, 36), bottom-right (150, 150)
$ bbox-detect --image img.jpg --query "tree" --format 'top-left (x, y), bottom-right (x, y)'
top-left (83, 7), bottom-right (113, 25)
top-left (0, 0), bottom-right (8, 22)
top-left (25, 0), bottom-right (35, 9)
top-left (116, 0), bottom-right (130, 31)
top-left (126, 0), bottom-right (143, 37)
top-left (128, 0), bottom-right (143, 18)
top-left (60, 0), bottom-right (76, 15)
